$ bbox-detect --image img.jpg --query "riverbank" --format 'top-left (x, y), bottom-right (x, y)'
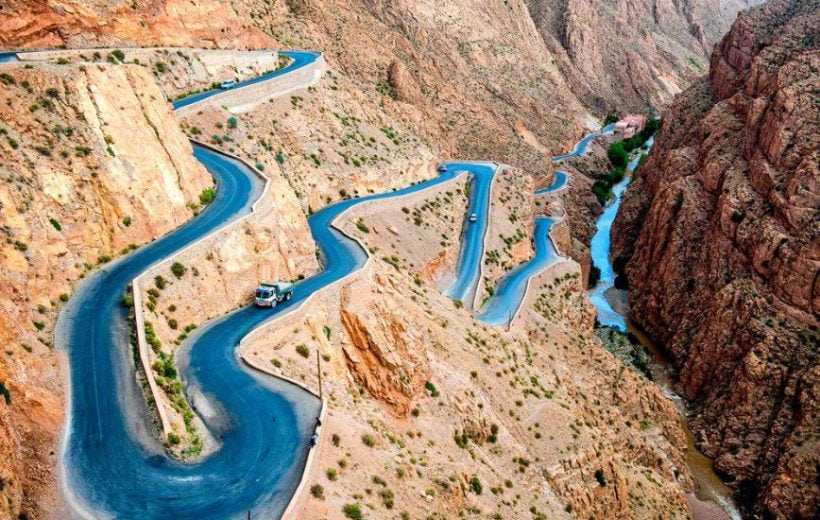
top-left (586, 132), bottom-right (742, 520)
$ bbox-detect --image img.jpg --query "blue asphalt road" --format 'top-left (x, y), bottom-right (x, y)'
top-left (172, 51), bottom-right (320, 110)
top-left (441, 163), bottom-right (496, 309)
top-left (552, 123), bottom-right (615, 162)
top-left (588, 136), bottom-right (654, 330)
top-left (476, 217), bottom-right (561, 326)
top-left (534, 170), bottom-right (569, 194)
top-left (59, 100), bottom-right (471, 517)
top-left (475, 123), bottom-right (618, 327)
top-left (0, 51), bottom-right (19, 63)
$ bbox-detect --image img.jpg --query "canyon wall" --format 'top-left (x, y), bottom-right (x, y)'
top-left (612, 0), bottom-right (818, 517)
top-left (0, 62), bottom-right (212, 519)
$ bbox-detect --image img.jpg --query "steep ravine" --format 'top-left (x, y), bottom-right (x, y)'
top-left (611, 0), bottom-right (819, 518)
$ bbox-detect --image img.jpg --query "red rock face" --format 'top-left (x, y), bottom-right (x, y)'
top-left (611, 0), bottom-right (819, 517)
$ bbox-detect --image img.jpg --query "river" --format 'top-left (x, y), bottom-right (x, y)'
top-left (587, 134), bottom-right (742, 520)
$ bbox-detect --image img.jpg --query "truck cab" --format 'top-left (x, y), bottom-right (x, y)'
top-left (254, 282), bottom-right (294, 307)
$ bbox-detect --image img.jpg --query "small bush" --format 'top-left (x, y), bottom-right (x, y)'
top-left (122, 293), bottom-right (134, 308)
top-left (170, 262), bottom-right (186, 278)
top-left (111, 49), bottom-right (126, 62)
top-left (326, 468), bottom-right (338, 481)
top-left (595, 469), bottom-right (607, 486)
top-left (227, 116), bottom-right (238, 129)
top-left (59, 293), bottom-right (69, 302)
top-left (123, 217), bottom-right (132, 227)
top-left (168, 432), bottom-right (181, 445)
top-left (361, 433), bottom-right (376, 447)
top-left (342, 504), bottom-right (362, 520)
top-left (331, 433), bottom-right (340, 447)
top-left (199, 187), bottom-right (216, 205)
top-left (49, 218), bottom-right (62, 231)
top-left (469, 476), bottom-right (483, 495)
top-left (32, 321), bottom-right (45, 331)
top-left (310, 484), bottom-right (324, 499)
top-left (154, 275), bottom-right (167, 290)
top-left (168, 318), bottom-right (178, 330)
top-left (355, 218), bottom-right (370, 233)
top-left (295, 344), bottom-right (310, 358)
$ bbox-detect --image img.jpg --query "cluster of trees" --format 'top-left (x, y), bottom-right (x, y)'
top-left (591, 117), bottom-right (660, 204)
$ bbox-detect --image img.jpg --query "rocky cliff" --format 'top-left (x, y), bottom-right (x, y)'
top-left (0, 62), bottom-right (212, 519)
top-left (612, 0), bottom-right (819, 517)
top-left (0, 0), bottom-right (272, 50)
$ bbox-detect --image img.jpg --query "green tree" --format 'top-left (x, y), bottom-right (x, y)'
top-left (607, 142), bottom-right (628, 168)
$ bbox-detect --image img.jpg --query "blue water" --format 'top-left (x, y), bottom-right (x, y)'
top-left (588, 136), bottom-right (654, 330)
top-left (0, 51), bottom-right (19, 63)
top-left (476, 217), bottom-right (561, 325)
top-left (172, 51), bottom-right (320, 109)
top-left (441, 163), bottom-right (496, 308)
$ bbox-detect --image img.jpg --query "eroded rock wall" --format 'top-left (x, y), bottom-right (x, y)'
top-left (612, 1), bottom-right (819, 517)
top-left (0, 62), bottom-right (211, 518)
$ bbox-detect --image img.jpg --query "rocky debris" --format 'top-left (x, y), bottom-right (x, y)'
top-left (0, 62), bottom-right (211, 518)
top-left (612, 1), bottom-right (819, 517)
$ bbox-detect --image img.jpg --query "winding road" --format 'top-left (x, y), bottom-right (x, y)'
top-left (1, 42), bottom-right (641, 517)
top-left (45, 48), bottom-right (507, 518)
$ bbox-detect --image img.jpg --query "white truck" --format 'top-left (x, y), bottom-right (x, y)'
top-left (254, 282), bottom-right (294, 308)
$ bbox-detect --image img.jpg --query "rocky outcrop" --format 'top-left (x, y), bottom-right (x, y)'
top-left (0, 62), bottom-right (211, 518)
top-left (0, 0), bottom-right (272, 50)
top-left (339, 275), bottom-right (430, 416)
top-left (612, 1), bottom-right (819, 517)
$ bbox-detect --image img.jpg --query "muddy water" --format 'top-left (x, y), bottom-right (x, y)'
top-left (626, 325), bottom-right (742, 520)
top-left (586, 140), bottom-right (742, 519)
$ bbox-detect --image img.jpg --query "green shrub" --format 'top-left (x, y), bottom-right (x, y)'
top-left (170, 262), bottom-right (186, 278)
top-left (331, 433), bottom-right (340, 446)
top-left (355, 218), bottom-right (370, 233)
top-left (168, 318), bottom-right (178, 330)
top-left (275, 151), bottom-right (285, 164)
top-left (361, 433), bottom-right (376, 447)
top-left (199, 187), bottom-right (216, 205)
top-left (49, 218), bottom-right (62, 231)
top-left (122, 293), bottom-right (134, 308)
top-left (326, 468), bottom-right (338, 481)
top-left (295, 344), bottom-right (310, 358)
top-left (469, 476), bottom-right (483, 495)
top-left (123, 217), bottom-right (132, 227)
top-left (168, 432), bottom-right (181, 445)
top-left (154, 275), bottom-right (167, 290)
top-left (32, 321), bottom-right (45, 331)
top-left (310, 484), bottom-right (324, 499)
top-left (59, 293), bottom-right (69, 302)
top-left (111, 49), bottom-right (126, 62)
top-left (595, 469), bottom-right (607, 486)
top-left (227, 116), bottom-right (237, 129)
top-left (342, 504), bottom-right (363, 520)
